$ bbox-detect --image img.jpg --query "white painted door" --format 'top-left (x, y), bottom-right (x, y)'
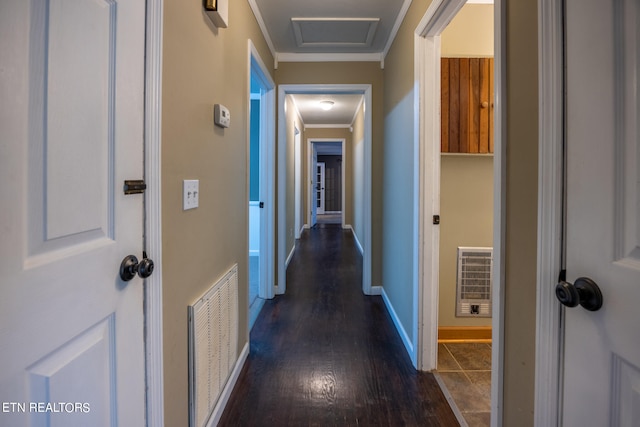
top-left (562, 0), bottom-right (640, 425)
top-left (316, 162), bottom-right (326, 215)
top-left (0, 0), bottom-right (147, 425)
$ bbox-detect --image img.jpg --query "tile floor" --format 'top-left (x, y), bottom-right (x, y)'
top-left (437, 342), bottom-right (492, 427)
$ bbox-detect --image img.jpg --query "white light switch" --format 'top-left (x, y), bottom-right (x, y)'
top-left (183, 180), bottom-right (199, 210)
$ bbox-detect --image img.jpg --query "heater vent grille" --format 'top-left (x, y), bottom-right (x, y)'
top-left (456, 247), bottom-right (492, 318)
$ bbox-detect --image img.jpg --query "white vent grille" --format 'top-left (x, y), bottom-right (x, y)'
top-left (456, 247), bottom-right (492, 318)
top-left (188, 264), bottom-right (239, 427)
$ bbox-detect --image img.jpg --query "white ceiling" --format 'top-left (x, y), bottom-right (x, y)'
top-left (289, 93), bottom-right (363, 127)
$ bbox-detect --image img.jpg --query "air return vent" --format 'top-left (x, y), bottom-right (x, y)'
top-left (188, 264), bottom-right (238, 427)
top-left (456, 247), bottom-right (492, 318)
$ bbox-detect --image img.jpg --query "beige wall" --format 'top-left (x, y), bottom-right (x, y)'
top-left (275, 62), bottom-right (384, 287)
top-left (439, 155), bottom-right (493, 326)
top-left (161, 0), bottom-right (273, 423)
top-left (441, 4), bottom-right (494, 57)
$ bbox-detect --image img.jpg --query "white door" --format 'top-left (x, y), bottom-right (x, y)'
top-left (316, 162), bottom-right (326, 215)
top-left (562, 0), bottom-right (640, 425)
top-left (0, 0), bottom-right (147, 425)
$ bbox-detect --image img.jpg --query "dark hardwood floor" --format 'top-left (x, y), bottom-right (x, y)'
top-left (219, 225), bottom-right (459, 426)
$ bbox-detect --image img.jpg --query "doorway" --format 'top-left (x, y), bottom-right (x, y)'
top-left (309, 140), bottom-right (345, 227)
top-left (248, 41), bottom-right (276, 328)
top-left (277, 85), bottom-right (373, 296)
top-left (415, 0), bottom-right (504, 424)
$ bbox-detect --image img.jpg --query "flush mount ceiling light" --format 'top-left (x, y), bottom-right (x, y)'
top-left (319, 100), bottom-right (334, 111)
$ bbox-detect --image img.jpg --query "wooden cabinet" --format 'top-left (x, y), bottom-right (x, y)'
top-left (441, 57), bottom-right (494, 154)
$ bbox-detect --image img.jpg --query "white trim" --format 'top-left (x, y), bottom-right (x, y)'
top-left (416, 0), bottom-right (466, 37)
top-left (279, 85), bottom-right (373, 296)
top-left (246, 0), bottom-right (276, 61)
top-left (307, 138), bottom-right (346, 228)
top-left (248, 40), bottom-right (276, 300)
top-left (382, 0), bottom-right (413, 60)
top-left (381, 288), bottom-right (414, 358)
top-left (345, 224), bottom-right (364, 255)
top-left (304, 124), bottom-right (352, 129)
top-left (206, 342), bottom-right (250, 427)
top-left (144, 0), bottom-right (164, 424)
top-left (294, 126), bottom-right (302, 239)
top-left (276, 52), bottom-right (384, 67)
top-left (285, 244), bottom-right (296, 268)
top-left (535, 0), bottom-right (564, 425)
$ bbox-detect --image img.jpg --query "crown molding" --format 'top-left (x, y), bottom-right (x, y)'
top-left (275, 52), bottom-right (384, 69)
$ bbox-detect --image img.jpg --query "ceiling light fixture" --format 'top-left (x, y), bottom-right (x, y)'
top-left (319, 100), bottom-right (334, 111)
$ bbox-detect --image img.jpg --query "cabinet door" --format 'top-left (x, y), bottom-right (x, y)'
top-left (441, 57), bottom-right (494, 154)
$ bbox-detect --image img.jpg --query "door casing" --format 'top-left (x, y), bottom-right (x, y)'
top-left (534, 0), bottom-right (564, 425)
top-left (307, 139), bottom-right (346, 228)
top-left (144, 0), bottom-right (165, 423)
top-left (248, 40), bottom-right (276, 301)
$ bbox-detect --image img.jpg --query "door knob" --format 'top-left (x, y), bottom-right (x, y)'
top-left (120, 251), bottom-right (154, 281)
top-left (555, 277), bottom-right (603, 311)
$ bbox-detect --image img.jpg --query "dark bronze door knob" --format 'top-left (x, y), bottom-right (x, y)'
top-left (556, 277), bottom-right (603, 311)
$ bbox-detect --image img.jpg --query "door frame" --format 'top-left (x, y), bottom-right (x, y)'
top-left (534, 0), bottom-right (566, 425)
top-left (144, 0), bottom-right (164, 424)
top-left (414, 0), bottom-right (505, 425)
top-left (278, 84), bottom-right (373, 295)
top-left (248, 40), bottom-right (276, 301)
top-left (308, 139), bottom-right (346, 227)
top-left (294, 126), bottom-right (303, 238)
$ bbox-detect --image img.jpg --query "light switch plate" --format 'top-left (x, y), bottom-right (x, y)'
top-left (183, 180), bottom-right (199, 210)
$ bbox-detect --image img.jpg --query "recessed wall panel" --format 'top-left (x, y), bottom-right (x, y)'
top-left (44, 0), bottom-right (114, 241)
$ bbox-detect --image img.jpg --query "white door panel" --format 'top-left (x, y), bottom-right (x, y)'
top-left (563, 0), bottom-right (640, 425)
top-left (0, 0), bottom-right (146, 425)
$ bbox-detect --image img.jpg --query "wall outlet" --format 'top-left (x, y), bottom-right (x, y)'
top-left (183, 180), bottom-right (199, 210)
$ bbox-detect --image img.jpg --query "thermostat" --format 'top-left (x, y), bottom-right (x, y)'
top-left (214, 104), bottom-right (230, 128)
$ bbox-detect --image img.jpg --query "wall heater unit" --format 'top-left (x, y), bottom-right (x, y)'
top-left (456, 247), bottom-right (493, 318)
top-left (188, 264), bottom-right (239, 427)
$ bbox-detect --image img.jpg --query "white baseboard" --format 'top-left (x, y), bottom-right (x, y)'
top-left (285, 244), bottom-right (295, 267)
top-left (381, 287), bottom-right (414, 360)
top-left (370, 285), bottom-right (382, 295)
top-left (207, 341), bottom-right (249, 427)
top-left (344, 225), bottom-right (364, 255)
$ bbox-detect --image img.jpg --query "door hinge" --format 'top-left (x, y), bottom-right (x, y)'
top-left (433, 215), bottom-right (440, 225)
top-left (124, 180), bottom-right (147, 195)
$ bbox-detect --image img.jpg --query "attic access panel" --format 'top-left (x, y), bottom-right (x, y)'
top-left (291, 17), bottom-right (379, 47)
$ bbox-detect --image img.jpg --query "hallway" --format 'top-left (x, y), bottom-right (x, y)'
top-left (219, 225), bottom-right (459, 426)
